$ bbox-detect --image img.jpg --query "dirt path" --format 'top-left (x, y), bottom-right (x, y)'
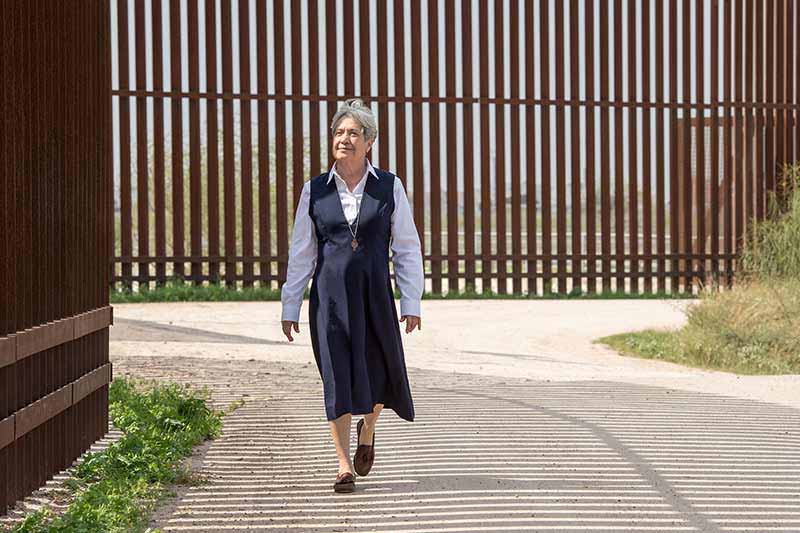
top-left (109, 351), bottom-right (800, 533)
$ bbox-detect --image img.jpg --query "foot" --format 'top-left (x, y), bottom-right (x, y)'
top-left (333, 471), bottom-right (355, 493)
top-left (358, 419), bottom-right (375, 446)
top-left (354, 418), bottom-right (376, 476)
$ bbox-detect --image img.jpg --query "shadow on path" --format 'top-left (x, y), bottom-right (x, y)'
top-left (110, 355), bottom-right (800, 533)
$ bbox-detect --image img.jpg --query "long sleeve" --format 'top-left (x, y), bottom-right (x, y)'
top-left (280, 181), bottom-right (317, 322)
top-left (390, 176), bottom-right (424, 317)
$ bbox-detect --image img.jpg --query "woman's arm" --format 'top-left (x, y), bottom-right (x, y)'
top-left (281, 181), bottom-right (317, 323)
top-left (389, 176), bottom-right (424, 318)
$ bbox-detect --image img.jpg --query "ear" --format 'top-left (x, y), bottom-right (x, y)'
top-left (366, 139), bottom-right (374, 153)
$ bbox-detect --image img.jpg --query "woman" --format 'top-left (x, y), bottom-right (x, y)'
top-left (280, 98), bottom-right (424, 493)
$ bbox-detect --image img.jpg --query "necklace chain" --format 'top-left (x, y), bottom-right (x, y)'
top-left (347, 194), bottom-right (361, 250)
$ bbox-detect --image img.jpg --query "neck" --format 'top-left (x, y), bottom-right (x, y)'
top-left (335, 158), bottom-right (367, 187)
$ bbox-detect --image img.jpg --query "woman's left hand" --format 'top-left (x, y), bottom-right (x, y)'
top-left (400, 315), bottom-right (421, 333)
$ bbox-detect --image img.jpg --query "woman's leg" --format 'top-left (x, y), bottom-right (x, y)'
top-left (330, 413), bottom-right (354, 475)
top-left (359, 403), bottom-right (383, 444)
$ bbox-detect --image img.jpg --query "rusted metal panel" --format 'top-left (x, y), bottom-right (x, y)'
top-left (74, 307), bottom-right (113, 339)
top-left (15, 385), bottom-right (72, 440)
top-left (16, 320), bottom-right (73, 361)
top-left (73, 364), bottom-right (113, 405)
top-left (1, 0), bottom-right (111, 512)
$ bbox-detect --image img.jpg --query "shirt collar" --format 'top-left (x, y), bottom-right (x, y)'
top-left (326, 158), bottom-right (379, 185)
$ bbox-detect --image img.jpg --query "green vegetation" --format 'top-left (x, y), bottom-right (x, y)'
top-left (110, 277), bottom-right (695, 304)
top-left (598, 164), bottom-right (800, 375)
top-left (11, 378), bottom-right (225, 533)
top-left (111, 276), bottom-right (284, 303)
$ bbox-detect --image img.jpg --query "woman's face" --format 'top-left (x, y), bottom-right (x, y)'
top-left (332, 116), bottom-right (373, 163)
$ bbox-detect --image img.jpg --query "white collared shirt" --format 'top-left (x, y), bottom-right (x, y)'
top-left (280, 159), bottom-right (424, 323)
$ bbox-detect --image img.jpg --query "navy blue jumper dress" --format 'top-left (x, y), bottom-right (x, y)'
top-left (307, 168), bottom-right (415, 423)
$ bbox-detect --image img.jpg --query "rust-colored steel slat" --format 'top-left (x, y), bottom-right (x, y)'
top-left (756, 0), bottom-right (765, 222)
top-left (681, 0), bottom-right (693, 293)
top-left (695, 0), bottom-right (706, 286)
top-left (494, 0), bottom-right (508, 295)
top-left (554, 0), bottom-right (566, 294)
top-left (598, 0), bottom-right (611, 293)
top-left (613, 0), bottom-right (625, 291)
top-left (569, 0), bottom-right (582, 294)
top-left (240, 0), bottom-right (254, 288)
top-left (785, 0), bottom-right (795, 181)
top-left (744, 0), bottom-right (754, 239)
top-left (509, 0), bottom-right (523, 295)
top-left (117, 0), bottom-right (133, 290)
top-left (309, 0), bottom-right (322, 177)
top-left (135, 0), bottom-right (149, 286)
top-left (734, 0), bottom-right (744, 258)
top-left (445, 0), bottom-right (459, 293)
top-left (627, 0), bottom-right (640, 293)
top-left (205, 0), bottom-right (221, 283)
top-left (641, 0), bottom-right (653, 293)
top-left (668, 0), bottom-right (679, 292)
top-left (461, 0), bottom-right (476, 290)
top-left (584, 0), bottom-right (596, 294)
top-left (290, 0), bottom-right (304, 219)
top-left (525, 1), bottom-right (539, 294)
top-left (189, 0), bottom-right (203, 286)
top-left (153, 0), bottom-right (167, 286)
top-left (540, 0), bottom-right (554, 294)
top-left (169, 0), bottom-right (185, 282)
top-left (428, 0), bottom-right (442, 294)
top-left (393, 0), bottom-right (408, 186)
top-left (764, 0), bottom-right (774, 216)
top-left (256, 0), bottom-right (271, 286)
top-left (221, 0), bottom-right (236, 286)
top-left (410, 1), bottom-right (427, 290)
top-left (274, 0), bottom-right (288, 284)
top-left (325, 0), bottom-right (338, 139)
top-left (724, 0), bottom-right (734, 287)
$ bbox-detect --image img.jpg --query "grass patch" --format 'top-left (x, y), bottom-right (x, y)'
top-left (598, 278), bottom-right (800, 374)
top-left (598, 165), bottom-right (800, 375)
top-left (111, 277), bottom-right (283, 303)
top-left (10, 377), bottom-right (225, 533)
top-left (111, 277), bottom-right (694, 304)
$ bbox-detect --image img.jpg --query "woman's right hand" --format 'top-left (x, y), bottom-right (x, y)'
top-left (282, 320), bottom-right (300, 342)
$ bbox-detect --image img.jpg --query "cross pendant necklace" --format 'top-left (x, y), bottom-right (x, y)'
top-left (347, 198), bottom-right (361, 251)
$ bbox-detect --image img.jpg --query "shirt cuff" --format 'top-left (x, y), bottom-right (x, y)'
top-left (399, 297), bottom-right (421, 318)
top-left (281, 303), bottom-right (302, 322)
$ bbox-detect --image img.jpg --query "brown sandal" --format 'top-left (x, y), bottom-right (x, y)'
top-left (333, 471), bottom-right (355, 493)
top-left (354, 418), bottom-right (375, 476)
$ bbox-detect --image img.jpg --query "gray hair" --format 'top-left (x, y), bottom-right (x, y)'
top-left (330, 98), bottom-right (378, 142)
